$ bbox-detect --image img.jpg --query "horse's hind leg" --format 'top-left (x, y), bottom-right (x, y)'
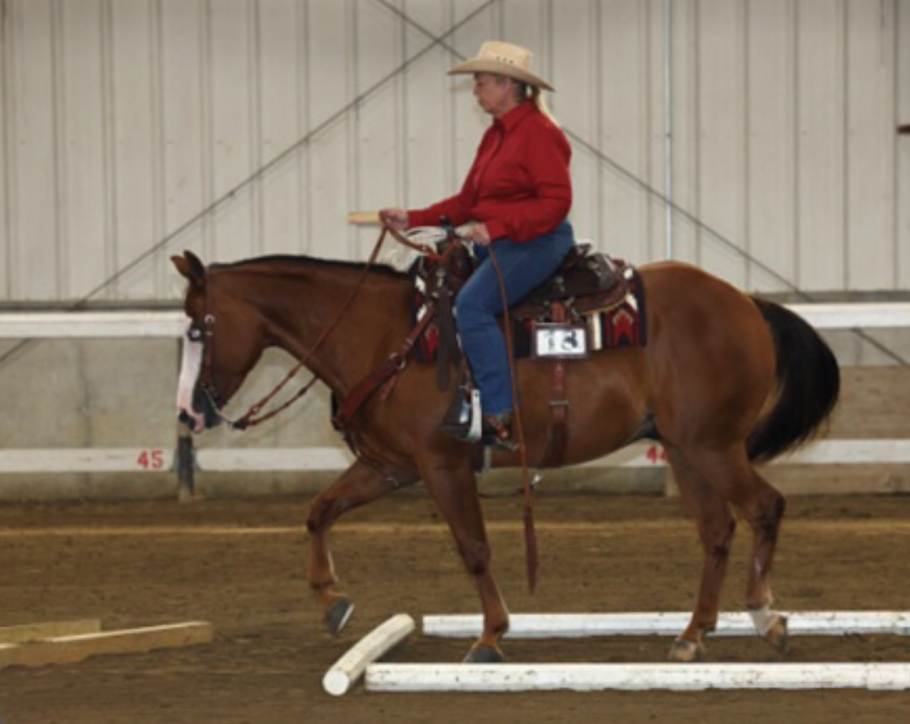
top-left (419, 458), bottom-right (510, 663)
top-left (665, 446), bottom-right (736, 662)
top-left (306, 460), bottom-right (403, 634)
top-left (679, 446), bottom-right (788, 654)
top-left (738, 466), bottom-right (788, 651)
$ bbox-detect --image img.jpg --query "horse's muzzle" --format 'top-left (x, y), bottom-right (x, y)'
top-left (178, 406), bottom-right (213, 433)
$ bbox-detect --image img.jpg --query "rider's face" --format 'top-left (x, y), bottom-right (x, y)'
top-left (473, 73), bottom-right (516, 119)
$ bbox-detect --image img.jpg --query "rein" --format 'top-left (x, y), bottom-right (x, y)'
top-left (200, 227), bottom-right (393, 430)
top-left (200, 224), bottom-right (456, 431)
top-left (486, 244), bottom-right (538, 594)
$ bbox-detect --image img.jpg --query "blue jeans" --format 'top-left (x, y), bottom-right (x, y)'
top-left (455, 220), bottom-right (575, 415)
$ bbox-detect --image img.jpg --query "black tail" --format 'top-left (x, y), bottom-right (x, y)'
top-left (746, 298), bottom-right (840, 463)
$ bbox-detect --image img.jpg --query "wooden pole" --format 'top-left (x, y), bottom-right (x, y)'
top-left (0, 620), bottom-right (101, 644)
top-left (0, 622), bottom-right (213, 670)
top-left (347, 211), bottom-right (380, 225)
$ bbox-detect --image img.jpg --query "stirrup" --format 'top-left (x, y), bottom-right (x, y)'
top-left (482, 412), bottom-right (518, 452)
top-left (439, 387), bottom-right (482, 443)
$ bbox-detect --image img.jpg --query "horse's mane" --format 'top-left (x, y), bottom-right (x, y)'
top-left (210, 254), bottom-right (407, 280)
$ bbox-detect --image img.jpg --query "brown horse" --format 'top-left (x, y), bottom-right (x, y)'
top-left (172, 247), bottom-right (839, 663)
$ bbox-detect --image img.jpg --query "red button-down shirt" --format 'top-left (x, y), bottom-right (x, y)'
top-left (408, 101), bottom-right (572, 242)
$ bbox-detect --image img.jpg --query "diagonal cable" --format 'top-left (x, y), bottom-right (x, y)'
top-left (0, 0), bottom-right (498, 369)
top-left (375, 0), bottom-right (907, 366)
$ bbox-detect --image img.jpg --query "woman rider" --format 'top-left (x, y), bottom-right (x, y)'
top-left (380, 41), bottom-right (574, 449)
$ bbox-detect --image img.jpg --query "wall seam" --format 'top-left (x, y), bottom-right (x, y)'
top-left (891, 0), bottom-right (899, 288)
top-left (250, 0), bottom-right (263, 256)
top-left (0, 0), bottom-right (13, 296)
top-left (51, 0), bottom-right (67, 297)
top-left (792, 0), bottom-right (800, 289)
top-left (398, 0), bottom-right (408, 209)
top-left (446, 0), bottom-right (456, 193)
top-left (347, 0), bottom-right (359, 260)
top-left (150, 0), bottom-right (166, 297)
top-left (743, 0), bottom-right (751, 289)
top-left (842, 0), bottom-right (849, 290)
top-left (200, 0), bottom-right (213, 260)
top-left (642, 0), bottom-right (652, 260)
top-left (593, 0), bottom-right (603, 245)
top-left (297, 0), bottom-right (311, 255)
top-left (100, 0), bottom-right (117, 299)
top-left (694, 0), bottom-right (702, 267)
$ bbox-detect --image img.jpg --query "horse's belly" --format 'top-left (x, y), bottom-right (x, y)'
top-left (490, 349), bottom-right (651, 469)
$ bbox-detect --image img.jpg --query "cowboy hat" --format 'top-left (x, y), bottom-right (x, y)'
top-left (447, 41), bottom-right (554, 92)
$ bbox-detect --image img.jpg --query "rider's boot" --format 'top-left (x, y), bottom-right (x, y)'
top-left (481, 411), bottom-right (517, 452)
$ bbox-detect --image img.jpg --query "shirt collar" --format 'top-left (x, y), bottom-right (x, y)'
top-left (494, 101), bottom-right (536, 133)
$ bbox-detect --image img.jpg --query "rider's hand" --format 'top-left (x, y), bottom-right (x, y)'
top-left (379, 208), bottom-right (409, 231)
top-left (465, 223), bottom-right (492, 246)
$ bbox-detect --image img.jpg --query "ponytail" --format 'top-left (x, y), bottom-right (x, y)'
top-left (506, 77), bottom-right (561, 128)
top-left (527, 85), bottom-right (560, 128)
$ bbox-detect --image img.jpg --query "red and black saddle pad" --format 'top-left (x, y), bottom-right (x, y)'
top-left (411, 264), bottom-right (647, 363)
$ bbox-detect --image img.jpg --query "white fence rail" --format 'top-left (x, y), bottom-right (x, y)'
top-left (2, 304), bottom-right (909, 339)
top-left (1, 440), bottom-right (907, 477)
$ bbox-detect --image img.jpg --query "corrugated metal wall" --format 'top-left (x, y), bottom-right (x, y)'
top-left (1, 0), bottom-right (907, 302)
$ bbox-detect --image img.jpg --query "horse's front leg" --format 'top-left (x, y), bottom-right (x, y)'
top-left (306, 460), bottom-right (401, 634)
top-left (419, 457), bottom-right (510, 662)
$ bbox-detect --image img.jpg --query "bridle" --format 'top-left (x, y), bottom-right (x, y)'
top-left (193, 308), bottom-right (319, 431)
top-left (190, 225), bottom-right (461, 431)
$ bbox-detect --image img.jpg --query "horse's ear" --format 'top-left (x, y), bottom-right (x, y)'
top-left (171, 251), bottom-right (206, 285)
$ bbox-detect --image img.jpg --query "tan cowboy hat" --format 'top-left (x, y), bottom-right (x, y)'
top-left (447, 41), bottom-right (554, 92)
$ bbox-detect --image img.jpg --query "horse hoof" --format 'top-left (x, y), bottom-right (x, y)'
top-left (463, 645), bottom-right (505, 664)
top-left (763, 614), bottom-right (789, 653)
top-left (324, 599), bottom-right (355, 635)
top-left (668, 638), bottom-right (706, 663)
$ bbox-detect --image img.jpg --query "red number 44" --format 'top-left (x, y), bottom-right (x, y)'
top-left (137, 449), bottom-right (165, 470)
top-left (646, 445), bottom-right (668, 464)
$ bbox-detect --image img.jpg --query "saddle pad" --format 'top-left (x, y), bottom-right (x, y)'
top-left (412, 266), bottom-right (647, 363)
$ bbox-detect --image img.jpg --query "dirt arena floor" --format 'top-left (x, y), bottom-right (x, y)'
top-left (1, 492), bottom-right (908, 724)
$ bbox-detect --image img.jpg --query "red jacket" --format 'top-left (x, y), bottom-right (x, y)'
top-left (407, 101), bottom-right (572, 242)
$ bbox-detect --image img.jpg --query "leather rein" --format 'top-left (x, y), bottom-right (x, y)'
top-left (198, 225), bottom-right (459, 432)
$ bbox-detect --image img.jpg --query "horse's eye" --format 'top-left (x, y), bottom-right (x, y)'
top-left (187, 327), bottom-right (203, 342)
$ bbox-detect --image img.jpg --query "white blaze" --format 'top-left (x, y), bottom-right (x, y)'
top-left (177, 319), bottom-right (206, 432)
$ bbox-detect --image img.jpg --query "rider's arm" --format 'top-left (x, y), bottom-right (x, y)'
top-left (406, 127), bottom-right (497, 229)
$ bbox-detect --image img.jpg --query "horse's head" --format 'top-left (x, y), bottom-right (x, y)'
top-left (171, 251), bottom-right (267, 432)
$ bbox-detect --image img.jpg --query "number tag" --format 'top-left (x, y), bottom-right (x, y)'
top-left (532, 323), bottom-right (589, 359)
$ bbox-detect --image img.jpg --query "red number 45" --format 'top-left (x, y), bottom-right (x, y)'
top-left (137, 449), bottom-right (165, 470)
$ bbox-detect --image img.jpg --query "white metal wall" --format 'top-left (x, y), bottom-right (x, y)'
top-left (1, 0), bottom-right (907, 302)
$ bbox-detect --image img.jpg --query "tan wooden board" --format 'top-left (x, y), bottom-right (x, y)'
top-left (0, 619), bottom-right (101, 644)
top-left (0, 621), bottom-right (213, 670)
top-left (347, 211), bottom-right (380, 225)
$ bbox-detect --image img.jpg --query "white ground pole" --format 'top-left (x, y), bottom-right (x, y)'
top-left (323, 614), bottom-right (415, 697)
top-left (423, 611), bottom-right (910, 639)
top-left (0, 304), bottom-right (908, 477)
top-left (365, 662), bottom-right (910, 692)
